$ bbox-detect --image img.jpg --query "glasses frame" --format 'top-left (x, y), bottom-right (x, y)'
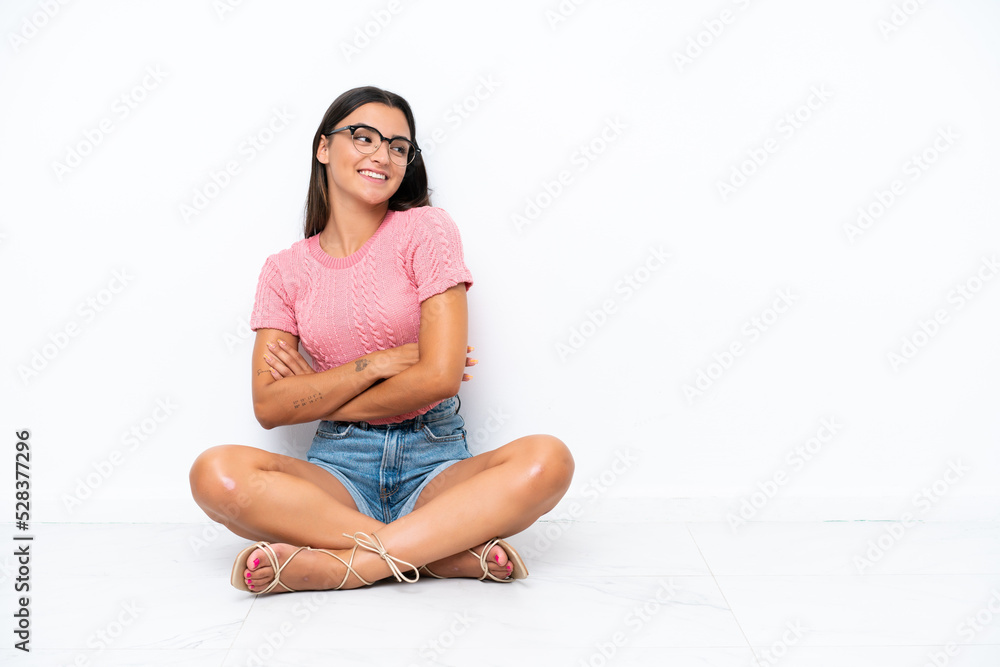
top-left (327, 124), bottom-right (421, 166)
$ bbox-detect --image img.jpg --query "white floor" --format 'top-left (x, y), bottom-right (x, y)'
top-left (3, 520), bottom-right (1000, 666)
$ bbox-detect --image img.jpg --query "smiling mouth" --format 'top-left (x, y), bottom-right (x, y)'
top-left (358, 169), bottom-right (387, 181)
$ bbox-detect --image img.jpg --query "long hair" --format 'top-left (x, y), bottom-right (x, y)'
top-left (303, 86), bottom-right (431, 238)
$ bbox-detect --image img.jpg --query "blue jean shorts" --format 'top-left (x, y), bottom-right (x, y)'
top-left (306, 395), bottom-right (472, 523)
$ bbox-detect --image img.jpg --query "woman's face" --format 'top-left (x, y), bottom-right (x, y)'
top-left (317, 102), bottom-right (412, 209)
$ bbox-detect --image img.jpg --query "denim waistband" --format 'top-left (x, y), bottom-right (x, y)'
top-left (335, 395), bottom-right (459, 431)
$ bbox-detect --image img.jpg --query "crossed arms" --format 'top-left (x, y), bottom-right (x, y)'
top-left (250, 283), bottom-right (473, 429)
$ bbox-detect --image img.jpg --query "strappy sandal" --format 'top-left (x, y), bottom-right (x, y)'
top-left (342, 531), bottom-right (420, 583)
top-left (230, 540), bottom-right (373, 594)
top-left (419, 537), bottom-right (529, 583)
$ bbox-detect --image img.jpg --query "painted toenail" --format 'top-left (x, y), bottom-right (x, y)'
top-left (494, 553), bottom-right (500, 563)
top-left (253, 557), bottom-right (259, 568)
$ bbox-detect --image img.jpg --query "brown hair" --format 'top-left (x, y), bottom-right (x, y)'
top-left (303, 86), bottom-right (431, 238)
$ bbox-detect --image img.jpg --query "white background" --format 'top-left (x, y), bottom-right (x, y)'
top-left (2, 0), bottom-right (998, 523)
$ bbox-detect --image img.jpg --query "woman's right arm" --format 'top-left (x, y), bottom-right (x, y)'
top-left (250, 328), bottom-right (416, 429)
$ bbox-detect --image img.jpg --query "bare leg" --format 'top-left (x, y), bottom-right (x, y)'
top-left (235, 434), bottom-right (574, 592)
top-left (189, 444), bottom-right (383, 550)
top-left (189, 444), bottom-right (517, 583)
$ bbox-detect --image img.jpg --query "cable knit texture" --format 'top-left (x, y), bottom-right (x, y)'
top-left (250, 206), bottom-right (473, 424)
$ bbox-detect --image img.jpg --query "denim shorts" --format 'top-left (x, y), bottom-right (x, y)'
top-left (306, 395), bottom-right (472, 523)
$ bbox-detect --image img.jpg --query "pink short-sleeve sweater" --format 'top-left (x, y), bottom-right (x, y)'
top-left (250, 206), bottom-right (473, 424)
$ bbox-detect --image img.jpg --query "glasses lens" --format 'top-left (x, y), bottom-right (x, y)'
top-left (351, 127), bottom-right (379, 154)
top-left (388, 139), bottom-right (415, 166)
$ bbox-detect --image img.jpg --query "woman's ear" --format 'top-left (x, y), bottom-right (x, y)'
top-left (316, 135), bottom-right (330, 164)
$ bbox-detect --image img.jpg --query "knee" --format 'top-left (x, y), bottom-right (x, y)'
top-left (523, 435), bottom-right (575, 496)
top-left (189, 445), bottom-right (245, 508)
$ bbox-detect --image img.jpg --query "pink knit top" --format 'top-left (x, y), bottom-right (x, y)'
top-left (250, 206), bottom-right (474, 424)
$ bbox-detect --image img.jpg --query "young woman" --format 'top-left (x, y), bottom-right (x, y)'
top-left (189, 86), bottom-right (574, 593)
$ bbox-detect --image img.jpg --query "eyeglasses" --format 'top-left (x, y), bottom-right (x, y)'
top-left (327, 124), bottom-right (420, 166)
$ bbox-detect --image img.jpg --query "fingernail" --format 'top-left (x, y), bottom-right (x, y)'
top-left (253, 557), bottom-right (259, 568)
top-left (267, 342), bottom-right (275, 349)
top-left (278, 340), bottom-right (287, 347)
top-left (470, 359), bottom-right (478, 364)
top-left (469, 346), bottom-right (475, 351)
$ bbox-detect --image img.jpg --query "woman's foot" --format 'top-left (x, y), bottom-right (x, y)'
top-left (242, 542), bottom-right (370, 593)
top-left (423, 541), bottom-right (514, 580)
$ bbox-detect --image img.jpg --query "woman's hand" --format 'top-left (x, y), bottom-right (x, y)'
top-left (462, 345), bottom-right (478, 381)
top-left (263, 339), bottom-right (315, 381)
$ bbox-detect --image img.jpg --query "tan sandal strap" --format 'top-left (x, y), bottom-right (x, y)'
top-left (419, 564), bottom-right (446, 579)
top-left (262, 544), bottom-right (306, 594)
top-left (307, 545), bottom-right (373, 589)
top-left (475, 537), bottom-right (513, 583)
top-left (344, 531), bottom-right (419, 583)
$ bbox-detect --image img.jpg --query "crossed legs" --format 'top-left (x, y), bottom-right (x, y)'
top-left (189, 434), bottom-right (574, 592)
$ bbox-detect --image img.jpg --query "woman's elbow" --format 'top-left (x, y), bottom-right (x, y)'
top-left (253, 401), bottom-right (278, 430)
top-left (429, 368), bottom-right (463, 400)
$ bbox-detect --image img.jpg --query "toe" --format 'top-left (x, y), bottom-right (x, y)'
top-left (487, 544), bottom-right (508, 567)
top-left (244, 547), bottom-right (275, 590)
top-left (246, 546), bottom-right (266, 572)
top-left (484, 544), bottom-right (513, 579)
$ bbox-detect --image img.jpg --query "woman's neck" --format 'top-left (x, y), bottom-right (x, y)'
top-left (319, 200), bottom-right (389, 259)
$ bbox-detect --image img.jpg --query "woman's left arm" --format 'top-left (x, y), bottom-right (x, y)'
top-left (321, 283), bottom-right (469, 422)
